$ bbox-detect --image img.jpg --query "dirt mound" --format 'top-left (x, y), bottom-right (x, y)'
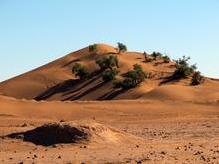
top-left (7, 123), bottom-right (88, 146)
top-left (6, 121), bottom-right (134, 146)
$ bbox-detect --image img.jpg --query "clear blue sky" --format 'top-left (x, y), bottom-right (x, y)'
top-left (0, 0), bottom-right (219, 81)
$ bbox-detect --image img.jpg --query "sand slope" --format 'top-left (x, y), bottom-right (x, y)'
top-left (0, 44), bottom-right (219, 102)
top-left (0, 44), bottom-right (117, 99)
top-left (141, 79), bottom-right (219, 102)
top-left (2, 43), bottom-right (217, 101)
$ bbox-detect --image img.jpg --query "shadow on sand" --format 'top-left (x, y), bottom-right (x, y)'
top-left (34, 70), bottom-right (127, 101)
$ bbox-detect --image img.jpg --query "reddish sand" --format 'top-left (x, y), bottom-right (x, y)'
top-left (0, 44), bottom-right (219, 163)
top-left (2, 44), bottom-right (218, 101)
top-left (0, 96), bottom-right (219, 163)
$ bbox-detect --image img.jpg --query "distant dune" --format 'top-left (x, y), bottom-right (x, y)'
top-left (141, 80), bottom-right (219, 102)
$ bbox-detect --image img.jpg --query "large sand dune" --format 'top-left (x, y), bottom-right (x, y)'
top-left (2, 44), bottom-right (217, 102)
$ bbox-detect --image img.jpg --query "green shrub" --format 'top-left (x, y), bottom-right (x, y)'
top-left (119, 78), bottom-right (134, 89)
top-left (102, 69), bottom-right (118, 82)
top-left (151, 52), bottom-right (163, 60)
top-left (162, 55), bottom-right (171, 63)
top-left (96, 55), bottom-right (119, 71)
top-left (173, 56), bottom-right (197, 78)
top-left (89, 44), bottom-right (97, 54)
top-left (117, 42), bottom-right (127, 53)
top-left (126, 64), bottom-right (148, 84)
top-left (72, 63), bottom-right (89, 80)
top-left (191, 71), bottom-right (204, 86)
top-left (143, 52), bottom-right (152, 62)
top-left (133, 64), bottom-right (144, 72)
top-left (113, 79), bottom-right (123, 88)
top-left (114, 64), bottom-right (148, 89)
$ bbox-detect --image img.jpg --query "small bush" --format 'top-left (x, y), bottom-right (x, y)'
top-left (119, 78), bottom-right (134, 89)
top-left (117, 42), bottom-right (127, 53)
top-left (143, 52), bottom-right (152, 62)
top-left (191, 71), bottom-right (204, 86)
top-left (72, 63), bottom-right (89, 80)
top-left (96, 55), bottom-right (119, 71)
top-left (96, 57), bottom-right (108, 70)
top-left (114, 64), bottom-right (148, 89)
top-left (102, 69), bottom-right (118, 82)
top-left (162, 55), bottom-right (171, 63)
top-left (113, 79), bottom-right (123, 88)
top-left (151, 52), bottom-right (163, 60)
top-left (133, 64), bottom-right (143, 72)
top-left (89, 44), bottom-right (97, 54)
top-left (126, 64), bottom-right (148, 83)
top-left (173, 56), bottom-right (197, 78)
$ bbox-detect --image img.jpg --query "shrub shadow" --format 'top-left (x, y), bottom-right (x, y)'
top-left (35, 79), bottom-right (79, 101)
top-left (63, 80), bottom-right (107, 101)
top-left (98, 89), bottom-right (128, 100)
top-left (159, 74), bottom-right (182, 86)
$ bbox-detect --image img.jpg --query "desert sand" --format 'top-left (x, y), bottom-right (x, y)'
top-left (0, 44), bottom-right (219, 163)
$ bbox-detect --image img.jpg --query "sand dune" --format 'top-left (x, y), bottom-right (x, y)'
top-left (1, 43), bottom-right (218, 102)
top-left (141, 80), bottom-right (219, 102)
top-left (0, 44), bottom-right (117, 99)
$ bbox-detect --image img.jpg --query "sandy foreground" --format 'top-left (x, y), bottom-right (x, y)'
top-left (0, 96), bottom-right (219, 164)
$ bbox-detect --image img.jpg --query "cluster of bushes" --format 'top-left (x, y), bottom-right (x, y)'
top-left (89, 44), bottom-right (97, 54)
top-left (96, 55), bottom-right (119, 71)
top-left (143, 52), bottom-right (153, 62)
top-left (173, 56), bottom-right (197, 78)
top-left (96, 55), bottom-right (148, 86)
top-left (143, 51), bottom-right (170, 63)
top-left (72, 43), bottom-right (204, 89)
top-left (117, 42), bottom-right (127, 53)
top-left (151, 52), bottom-right (163, 60)
top-left (72, 63), bottom-right (89, 80)
top-left (101, 69), bottom-right (118, 82)
top-left (72, 42), bottom-right (124, 82)
top-left (191, 71), bottom-right (204, 86)
top-left (172, 56), bottom-right (204, 85)
top-left (114, 64), bottom-right (148, 89)
top-left (96, 55), bottom-right (119, 82)
top-left (72, 55), bottom-right (148, 89)
top-left (162, 55), bottom-right (171, 63)
top-left (152, 52), bottom-right (171, 63)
